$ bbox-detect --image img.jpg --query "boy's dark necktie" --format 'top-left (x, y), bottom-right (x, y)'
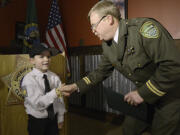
top-left (43, 74), bottom-right (55, 120)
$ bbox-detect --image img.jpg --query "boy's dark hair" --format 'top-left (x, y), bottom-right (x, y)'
top-left (29, 43), bottom-right (59, 58)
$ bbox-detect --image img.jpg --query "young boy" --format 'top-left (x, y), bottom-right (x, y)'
top-left (21, 44), bottom-right (66, 135)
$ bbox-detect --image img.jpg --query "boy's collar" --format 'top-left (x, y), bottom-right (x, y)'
top-left (33, 68), bottom-right (49, 77)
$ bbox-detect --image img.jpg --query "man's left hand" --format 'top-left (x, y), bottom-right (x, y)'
top-left (124, 90), bottom-right (144, 106)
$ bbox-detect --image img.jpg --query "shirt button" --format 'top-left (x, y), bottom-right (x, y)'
top-left (128, 73), bottom-right (132, 76)
top-left (135, 81), bottom-right (139, 84)
top-left (137, 63), bottom-right (141, 67)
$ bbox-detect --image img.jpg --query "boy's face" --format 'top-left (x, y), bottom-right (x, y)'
top-left (30, 50), bottom-right (51, 73)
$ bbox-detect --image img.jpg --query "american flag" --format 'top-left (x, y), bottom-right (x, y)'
top-left (45, 0), bottom-right (70, 74)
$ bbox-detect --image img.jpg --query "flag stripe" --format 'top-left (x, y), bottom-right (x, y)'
top-left (56, 25), bottom-right (70, 60)
top-left (51, 28), bottom-right (64, 51)
top-left (48, 29), bottom-right (61, 51)
top-left (45, 0), bottom-right (70, 74)
top-left (55, 26), bottom-right (68, 54)
top-left (45, 33), bottom-right (54, 48)
top-left (57, 24), bottom-right (66, 47)
top-left (46, 31), bottom-right (56, 48)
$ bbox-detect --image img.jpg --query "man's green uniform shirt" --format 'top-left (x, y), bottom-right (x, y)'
top-left (76, 18), bottom-right (180, 104)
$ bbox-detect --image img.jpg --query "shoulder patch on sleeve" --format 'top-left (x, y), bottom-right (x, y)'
top-left (140, 21), bottom-right (159, 38)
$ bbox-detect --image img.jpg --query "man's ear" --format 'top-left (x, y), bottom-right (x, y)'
top-left (107, 15), bottom-right (114, 25)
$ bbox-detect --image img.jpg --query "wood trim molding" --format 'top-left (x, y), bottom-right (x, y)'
top-left (69, 39), bottom-right (180, 56)
top-left (68, 45), bottom-right (102, 56)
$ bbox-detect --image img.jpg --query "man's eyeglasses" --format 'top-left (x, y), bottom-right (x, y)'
top-left (91, 16), bottom-right (106, 30)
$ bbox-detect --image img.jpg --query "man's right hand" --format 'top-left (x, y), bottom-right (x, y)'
top-left (60, 83), bottom-right (78, 96)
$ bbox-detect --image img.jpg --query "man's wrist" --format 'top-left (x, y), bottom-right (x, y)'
top-left (72, 83), bottom-right (78, 91)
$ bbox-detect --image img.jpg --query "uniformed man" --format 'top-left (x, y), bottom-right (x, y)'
top-left (60, 0), bottom-right (180, 135)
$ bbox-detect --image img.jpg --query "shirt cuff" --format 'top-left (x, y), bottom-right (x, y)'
top-left (55, 88), bottom-right (62, 98)
top-left (76, 79), bottom-right (92, 93)
top-left (138, 81), bottom-right (162, 104)
top-left (48, 89), bottom-right (58, 100)
top-left (57, 115), bottom-right (64, 123)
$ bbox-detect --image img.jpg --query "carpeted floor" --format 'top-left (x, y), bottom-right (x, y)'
top-left (67, 112), bottom-right (151, 135)
top-left (68, 113), bottom-right (124, 135)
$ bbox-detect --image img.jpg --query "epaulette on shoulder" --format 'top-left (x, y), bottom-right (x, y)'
top-left (126, 18), bottom-right (148, 26)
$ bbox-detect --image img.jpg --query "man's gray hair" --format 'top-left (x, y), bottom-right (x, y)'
top-left (88, 0), bottom-right (121, 21)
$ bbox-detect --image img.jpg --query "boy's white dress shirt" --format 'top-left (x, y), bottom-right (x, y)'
top-left (21, 68), bottom-right (66, 123)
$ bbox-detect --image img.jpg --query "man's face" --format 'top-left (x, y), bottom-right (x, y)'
top-left (31, 50), bottom-right (51, 73)
top-left (90, 12), bottom-right (113, 41)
